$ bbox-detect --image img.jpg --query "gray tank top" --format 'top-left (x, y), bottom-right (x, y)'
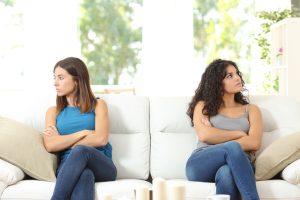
top-left (196, 106), bottom-right (250, 150)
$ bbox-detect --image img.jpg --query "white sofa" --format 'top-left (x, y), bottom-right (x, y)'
top-left (1, 92), bottom-right (300, 200)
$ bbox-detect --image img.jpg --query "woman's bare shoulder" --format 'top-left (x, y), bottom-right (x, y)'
top-left (195, 101), bottom-right (205, 109)
top-left (46, 106), bottom-right (57, 114)
top-left (94, 99), bottom-right (108, 111)
top-left (248, 103), bottom-right (261, 114)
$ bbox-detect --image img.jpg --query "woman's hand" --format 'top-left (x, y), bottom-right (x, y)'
top-left (70, 130), bottom-right (94, 148)
top-left (80, 130), bottom-right (93, 137)
top-left (43, 125), bottom-right (60, 136)
top-left (201, 117), bottom-right (212, 127)
top-left (248, 150), bottom-right (256, 156)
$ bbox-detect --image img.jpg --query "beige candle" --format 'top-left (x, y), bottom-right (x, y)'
top-left (152, 177), bottom-right (167, 200)
top-left (168, 183), bottom-right (186, 200)
top-left (99, 194), bottom-right (112, 200)
top-left (135, 186), bottom-right (150, 200)
top-left (206, 194), bottom-right (230, 200)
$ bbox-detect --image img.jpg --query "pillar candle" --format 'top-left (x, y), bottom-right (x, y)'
top-left (135, 186), bottom-right (150, 200)
top-left (168, 183), bottom-right (186, 200)
top-left (152, 177), bottom-right (167, 200)
top-left (99, 194), bottom-right (112, 200)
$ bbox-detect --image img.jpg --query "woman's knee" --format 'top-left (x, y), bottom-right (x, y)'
top-left (223, 141), bottom-right (243, 154)
top-left (215, 165), bottom-right (233, 184)
top-left (71, 145), bottom-right (92, 156)
top-left (216, 165), bottom-right (232, 182)
top-left (215, 165), bottom-right (239, 199)
top-left (186, 158), bottom-right (200, 181)
top-left (81, 169), bottom-right (95, 183)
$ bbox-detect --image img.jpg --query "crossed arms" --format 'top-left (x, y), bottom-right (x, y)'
top-left (193, 101), bottom-right (263, 152)
top-left (43, 99), bottom-right (109, 153)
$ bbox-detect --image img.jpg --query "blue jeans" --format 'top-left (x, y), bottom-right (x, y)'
top-left (186, 141), bottom-right (259, 200)
top-left (51, 145), bottom-right (117, 200)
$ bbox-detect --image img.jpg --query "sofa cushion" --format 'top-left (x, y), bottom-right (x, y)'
top-left (281, 158), bottom-right (300, 185)
top-left (255, 132), bottom-right (300, 180)
top-left (250, 96), bottom-right (300, 133)
top-left (1, 179), bottom-right (151, 200)
top-left (256, 180), bottom-right (300, 199)
top-left (149, 97), bottom-right (196, 179)
top-left (0, 159), bottom-right (25, 185)
top-left (0, 181), bottom-right (7, 198)
top-left (99, 95), bottom-right (150, 179)
top-left (95, 179), bottom-right (152, 200)
top-left (1, 180), bottom-right (55, 200)
top-left (0, 117), bottom-right (57, 181)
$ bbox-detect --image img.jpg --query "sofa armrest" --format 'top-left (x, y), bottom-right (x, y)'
top-left (282, 159), bottom-right (300, 186)
top-left (0, 159), bottom-right (25, 185)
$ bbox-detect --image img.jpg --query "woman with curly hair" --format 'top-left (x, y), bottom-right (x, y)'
top-left (186, 59), bottom-right (262, 200)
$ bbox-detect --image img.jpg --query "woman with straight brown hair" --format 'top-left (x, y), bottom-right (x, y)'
top-left (43, 57), bottom-right (117, 200)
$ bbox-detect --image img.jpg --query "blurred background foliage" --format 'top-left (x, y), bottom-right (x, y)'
top-left (80, 0), bottom-right (253, 85)
top-left (79, 0), bottom-right (142, 84)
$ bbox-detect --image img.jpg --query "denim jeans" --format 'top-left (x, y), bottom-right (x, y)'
top-left (51, 145), bottom-right (117, 200)
top-left (186, 141), bottom-right (259, 200)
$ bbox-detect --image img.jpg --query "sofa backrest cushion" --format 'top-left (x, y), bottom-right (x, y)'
top-left (250, 96), bottom-right (300, 155)
top-left (149, 96), bottom-right (300, 179)
top-left (0, 91), bottom-right (55, 132)
top-left (0, 93), bottom-right (150, 180)
top-left (99, 95), bottom-right (150, 179)
top-left (150, 96), bottom-right (196, 179)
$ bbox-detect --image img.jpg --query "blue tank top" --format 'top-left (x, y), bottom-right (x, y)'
top-left (56, 106), bottom-right (112, 162)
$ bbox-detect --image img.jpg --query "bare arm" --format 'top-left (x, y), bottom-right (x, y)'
top-left (43, 107), bottom-right (89, 153)
top-left (234, 104), bottom-right (263, 151)
top-left (72, 99), bottom-right (109, 148)
top-left (193, 101), bottom-right (247, 144)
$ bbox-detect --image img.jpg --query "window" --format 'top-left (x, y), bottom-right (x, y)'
top-left (0, 0), bottom-right (293, 95)
top-left (0, 0), bottom-right (25, 90)
top-left (79, 0), bottom-right (143, 86)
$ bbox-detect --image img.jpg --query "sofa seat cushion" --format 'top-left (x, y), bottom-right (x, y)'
top-left (257, 180), bottom-right (300, 200)
top-left (1, 180), bottom-right (55, 200)
top-left (168, 179), bottom-right (300, 200)
top-left (95, 179), bottom-right (152, 199)
top-left (1, 179), bottom-right (151, 200)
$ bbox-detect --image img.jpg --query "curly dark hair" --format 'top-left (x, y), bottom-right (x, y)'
top-left (187, 59), bottom-right (249, 126)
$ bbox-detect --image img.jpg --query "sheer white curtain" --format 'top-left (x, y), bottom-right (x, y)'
top-left (135, 0), bottom-right (199, 96)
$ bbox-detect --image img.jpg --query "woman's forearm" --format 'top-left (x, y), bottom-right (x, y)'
top-left (199, 126), bottom-right (247, 144)
top-left (44, 131), bottom-right (87, 153)
top-left (234, 135), bottom-right (261, 151)
top-left (72, 132), bottom-right (108, 148)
